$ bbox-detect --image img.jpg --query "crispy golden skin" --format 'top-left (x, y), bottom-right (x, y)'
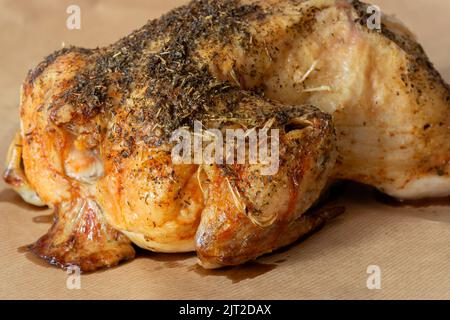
top-left (4, 0), bottom-right (450, 271)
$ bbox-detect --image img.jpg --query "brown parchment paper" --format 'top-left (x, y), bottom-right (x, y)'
top-left (0, 0), bottom-right (449, 300)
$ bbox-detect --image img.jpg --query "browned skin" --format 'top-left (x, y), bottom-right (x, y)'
top-left (29, 200), bottom-right (135, 272)
top-left (4, 0), bottom-right (450, 271)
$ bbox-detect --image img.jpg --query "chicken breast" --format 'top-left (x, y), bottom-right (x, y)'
top-left (4, 0), bottom-right (449, 271)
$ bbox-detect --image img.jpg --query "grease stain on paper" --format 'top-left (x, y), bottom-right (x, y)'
top-left (189, 262), bottom-right (277, 284)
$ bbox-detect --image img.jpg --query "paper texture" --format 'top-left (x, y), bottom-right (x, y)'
top-left (0, 0), bottom-right (449, 300)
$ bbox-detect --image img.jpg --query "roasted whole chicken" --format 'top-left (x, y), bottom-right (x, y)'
top-left (4, 0), bottom-right (450, 271)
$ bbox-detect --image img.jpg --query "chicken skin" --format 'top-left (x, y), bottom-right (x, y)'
top-left (4, 0), bottom-right (450, 271)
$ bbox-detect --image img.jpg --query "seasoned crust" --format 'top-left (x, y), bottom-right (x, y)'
top-left (351, 0), bottom-right (450, 100)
